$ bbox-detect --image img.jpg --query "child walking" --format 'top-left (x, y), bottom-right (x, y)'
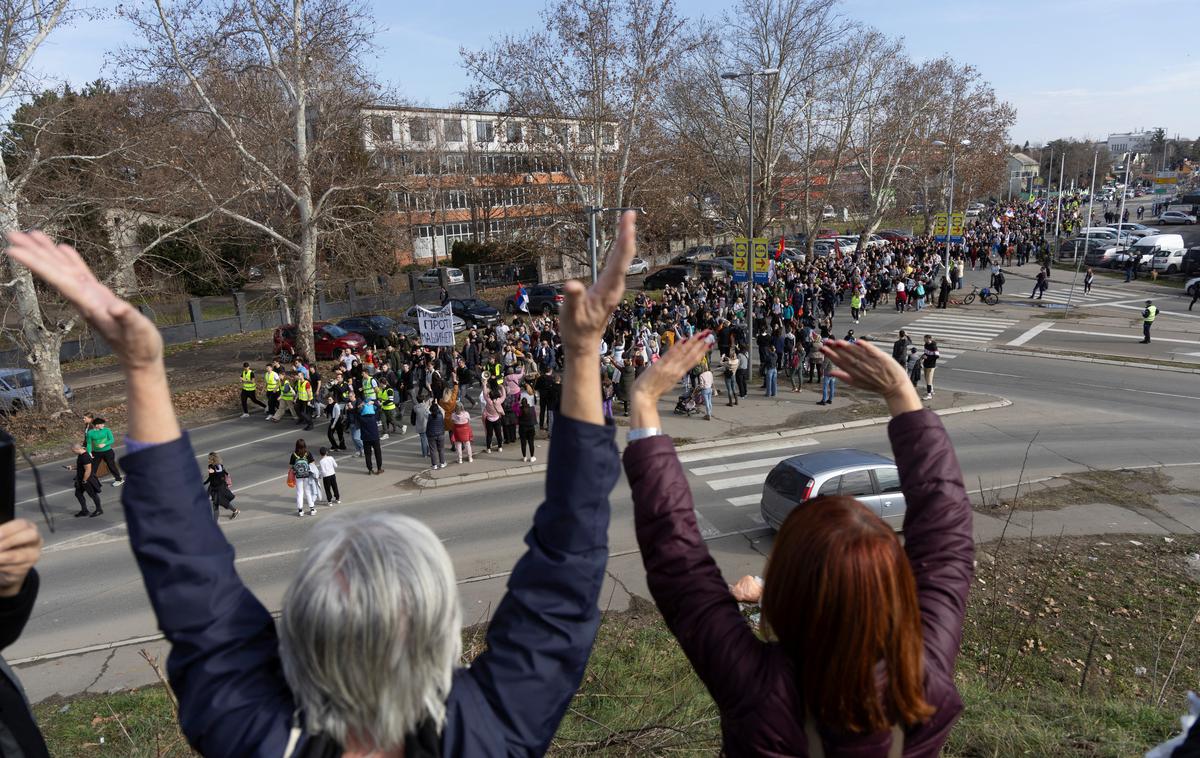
top-left (318, 447), bottom-right (340, 505)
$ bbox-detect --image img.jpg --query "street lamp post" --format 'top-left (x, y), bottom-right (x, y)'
top-left (585, 206), bottom-right (644, 283)
top-left (932, 139), bottom-right (971, 268)
top-left (721, 67), bottom-right (779, 381)
top-left (1065, 150), bottom-right (1100, 309)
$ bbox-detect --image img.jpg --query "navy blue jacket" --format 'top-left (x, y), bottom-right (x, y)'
top-left (121, 414), bottom-right (619, 757)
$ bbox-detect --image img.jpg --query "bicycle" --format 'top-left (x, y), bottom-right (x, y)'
top-left (948, 285), bottom-right (999, 306)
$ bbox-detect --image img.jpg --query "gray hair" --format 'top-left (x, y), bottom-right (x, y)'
top-left (278, 512), bottom-right (461, 752)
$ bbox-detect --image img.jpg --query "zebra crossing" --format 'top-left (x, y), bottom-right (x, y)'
top-left (899, 312), bottom-right (1018, 346)
top-left (678, 438), bottom-right (819, 513)
top-left (1021, 283), bottom-right (1128, 306)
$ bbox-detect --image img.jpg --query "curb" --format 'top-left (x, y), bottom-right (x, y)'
top-left (411, 396), bottom-right (1014, 489)
top-left (977, 346), bottom-right (1200, 374)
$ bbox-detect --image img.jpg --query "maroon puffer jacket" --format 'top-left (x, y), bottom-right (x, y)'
top-left (625, 409), bottom-right (974, 757)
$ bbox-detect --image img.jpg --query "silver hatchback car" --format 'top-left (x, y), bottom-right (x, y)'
top-left (760, 449), bottom-right (905, 532)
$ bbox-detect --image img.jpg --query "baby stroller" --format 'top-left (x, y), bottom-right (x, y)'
top-left (673, 385), bottom-right (703, 416)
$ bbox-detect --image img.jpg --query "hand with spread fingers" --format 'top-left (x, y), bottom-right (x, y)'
top-left (820, 338), bottom-right (922, 416)
top-left (559, 210), bottom-right (638, 356)
top-left (4, 230), bottom-right (163, 372)
top-left (632, 332), bottom-right (711, 405)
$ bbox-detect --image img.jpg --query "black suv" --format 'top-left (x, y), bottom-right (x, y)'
top-left (506, 284), bottom-right (565, 315)
top-left (336, 315), bottom-right (414, 348)
top-left (449, 297), bottom-right (501, 326)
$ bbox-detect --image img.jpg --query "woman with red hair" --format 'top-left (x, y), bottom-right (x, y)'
top-left (625, 334), bottom-right (973, 756)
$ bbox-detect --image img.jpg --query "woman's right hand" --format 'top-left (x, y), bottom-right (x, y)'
top-left (820, 339), bottom-right (922, 416)
top-left (631, 332), bottom-right (710, 405)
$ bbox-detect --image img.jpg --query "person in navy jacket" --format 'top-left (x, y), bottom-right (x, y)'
top-left (4, 214), bottom-right (640, 757)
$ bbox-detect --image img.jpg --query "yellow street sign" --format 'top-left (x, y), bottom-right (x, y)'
top-left (733, 237), bottom-right (749, 272)
top-left (751, 237), bottom-right (769, 273)
top-left (932, 213), bottom-right (949, 238)
top-left (949, 211), bottom-right (965, 238)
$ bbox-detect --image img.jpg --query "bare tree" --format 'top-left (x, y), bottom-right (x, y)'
top-left (122, 0), bottom-right (390, 361)
top-left (462, 0), bottom-right (695, 272)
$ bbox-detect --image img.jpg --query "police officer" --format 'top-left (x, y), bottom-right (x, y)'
top-left (379, 379), bottom-right (398, 439)
top-left (239, 362), bottom-right (267, 417)
top-left (1140, 300), bottom-right (1158, 344)
top-left (272, 374), bottom-right (297, 422)
top-left (264, 362), bottom-right (281, 418)
top-left (295, 370), bottom-right (314, 430)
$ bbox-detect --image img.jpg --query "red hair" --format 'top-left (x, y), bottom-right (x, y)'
top-left (761, 495), bottom-right (934, 734)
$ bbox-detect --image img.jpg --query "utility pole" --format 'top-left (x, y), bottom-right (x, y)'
top-left (1066, 150), bottom-right (1099, 309)
top-left (1053, 153), bottom-right (1065, 241)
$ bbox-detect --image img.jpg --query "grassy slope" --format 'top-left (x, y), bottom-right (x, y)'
top-left (34, 534), bottom-right (1198, 756)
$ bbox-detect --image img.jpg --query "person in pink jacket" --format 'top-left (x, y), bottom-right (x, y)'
top-left (481, 379), bottom-right (506, 453)
top-left (450, 404), bottom-right (474, 464)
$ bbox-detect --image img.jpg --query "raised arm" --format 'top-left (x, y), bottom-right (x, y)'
top-left (448, 212), bottom-right (635, 754)
top-left (624, 335), bottom-right (769, 711)
top-left (821, 338), bottom-right (973, 675)
top-left (4, 232), bottom-right (294, 757)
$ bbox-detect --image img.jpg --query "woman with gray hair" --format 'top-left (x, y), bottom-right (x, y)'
top-left (4, 212), bottom-right (638, 757)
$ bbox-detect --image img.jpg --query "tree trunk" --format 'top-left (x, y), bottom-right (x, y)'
top-left (2, 195), bottom-right (69, 414)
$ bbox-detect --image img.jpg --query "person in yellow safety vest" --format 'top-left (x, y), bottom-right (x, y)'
top-left (379, 383), bottom-right (398, 438)
top-left (1140, 300), bottom-right (1158, 344)
top-left (239, 362), bottom-right (267, 417)
top-left (849, 291), bottom-right (863, 324)
top-left (295, 371), bottom-right (314, 430)
top-left (362, 374), bottom-right (378, 402)
top-left (271, 376), bottom-right (296, 422)
top-left (264, 363), bottom-right (281, 418)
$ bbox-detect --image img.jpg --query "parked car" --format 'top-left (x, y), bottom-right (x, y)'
top-left (1151, 247), bottom-right (1186, 274)
top-left (505, 283), bottom-right (566, 315)
top-left (671, 246), bottom-right (715, 264)
top-left (692, 260), bottom-right (728, 280)
top-left (643, 266), bottom-right (692, 290)
top-left (400, 305), bottom-right (467, 333)
top-left (0, 367), bottom-right (73, 414)
top-left (626, 257), bottom-right (650, 275)
top-left (821, 204), bottom-right (836, 219)
top-left (246, 265), bottom-right (264, 282)
top-left (1159, 210), bottom-right (1198, 225)
top-left (448, 297), bottom-right (500, 327)
top-left (416, 267), bottom-right (465, 286)
top-left (1181, 248), bottom-right (1200, 275)
top-left (1107, 223), bottom-right (1159, 238)
top-left (274, 322), bottom-right (366, 360)
top-left (760, 449), bottom-right (905, 532)
top-left (812, 239), bottom-right (841, 257)
top-left (336, 315), bottom-right (414, 348)
top-left (877, 229), bottom-right (911, 242)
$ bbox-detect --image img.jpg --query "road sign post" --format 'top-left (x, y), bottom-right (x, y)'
top-left (751, 237), bottom-right (769, 283)
top-left (732, 237), bottom-right (749, 283)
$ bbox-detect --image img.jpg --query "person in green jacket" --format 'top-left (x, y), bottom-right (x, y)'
top-left (85, 417), bottom-right (123, 486)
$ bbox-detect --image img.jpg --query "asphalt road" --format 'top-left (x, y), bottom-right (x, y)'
top-left (10, 244), bottom-right (1200, 702)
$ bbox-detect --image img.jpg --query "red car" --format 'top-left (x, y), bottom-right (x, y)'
top-left (273, 322), bottom-right (366, 360)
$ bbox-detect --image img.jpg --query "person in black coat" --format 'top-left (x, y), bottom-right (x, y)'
top-left (71, 443), bottom-right (103, 517)
top-left (426, 401), bottom-right (446, 469)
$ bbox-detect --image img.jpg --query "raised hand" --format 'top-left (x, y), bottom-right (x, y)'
top-left (632, 331), bottom-right (711, 404)
top-left (0, 520), bottom-right (43, 598)
top-left (820, 339), bottom-right (921, 415)
top-left (559, 211), bottom-right (638, 356)
top-left (5, 230), bottom-right (163, 372)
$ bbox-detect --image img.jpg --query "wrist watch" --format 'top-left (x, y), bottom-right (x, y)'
top-left (627, 427), bottom-right (662, 443)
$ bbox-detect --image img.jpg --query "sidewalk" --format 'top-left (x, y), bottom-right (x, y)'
top-left (416, 386), bottom-right (1003, 487)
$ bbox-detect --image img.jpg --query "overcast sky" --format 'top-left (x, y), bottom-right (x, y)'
top-left (30, 0), bottom-right (1200, 145)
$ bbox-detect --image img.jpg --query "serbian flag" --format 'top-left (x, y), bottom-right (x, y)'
top-left (515, 283), bottom-right (529, 313)
top-left (775, 237), bottom-right (786, 261)
top-left (991, 218), bottom-right (1002, 230)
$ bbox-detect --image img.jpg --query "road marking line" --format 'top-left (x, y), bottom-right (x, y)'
top-left (1047, 327), bottom-right (1200, 346)
top-left (689, 445), bottom-right (817, 476)
top-left (726, 494), bottom-right (761, 507)
top-left (948, 368), bottom-right (1024, 378)
top-left (707, 472), bottom-right (770, 491)
top-left (1007, 322), bottom-right (1055, 346)
top-left (677, 439), bottom-right (818, 463)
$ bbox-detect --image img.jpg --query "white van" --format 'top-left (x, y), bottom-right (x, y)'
top-left (1135, 234), bottom-right (1186, 273)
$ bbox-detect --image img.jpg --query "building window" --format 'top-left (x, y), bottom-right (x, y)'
top-left (579, 124), bottom-right (594, 146)
top-left (443, 118), bottom-right (464, 142)
top-left (410, 118), bottom-right (432, 142)
top-left (370, 115), bottom-right (394, 143)
top-left (602, 124), bottom-right (616, 146)
top-left (439, 154), bottom-right (466, 173)
top-left (443, 190), bottom-right (468, 209)
top-left (476, 120), bottom-right (495, 142)
top-left (506, 122), bottom-right (522, 143)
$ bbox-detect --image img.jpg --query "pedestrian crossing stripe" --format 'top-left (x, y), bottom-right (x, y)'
top-left (1030, 288), bottom-right (1127, 305)
top-left (901, 314), bottom-right (1017, 343)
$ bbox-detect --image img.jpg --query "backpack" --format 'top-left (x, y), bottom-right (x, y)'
top-left (292, 457), bottom-right (311, 479)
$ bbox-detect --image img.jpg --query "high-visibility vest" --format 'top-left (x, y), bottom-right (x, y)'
top-left (297, 380), bottom-right (313, 402)
top-left (850, 294), bottom-right (862, 309)
top-left (265, 370), bottom-right (280, 393)
top-left (241, 369), bottom-right (256, 391)
top-left (1144, 305), bottom-right (1158, 323)
top-left (362, 377), bottom-right (377, 400)
top-left (280, 381), bottom-right (296, 401)
top-left (380, 387), bottom-right (396, 411)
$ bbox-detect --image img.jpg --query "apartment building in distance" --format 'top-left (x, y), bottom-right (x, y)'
top-left (363, 105), bottom-right (618, 263)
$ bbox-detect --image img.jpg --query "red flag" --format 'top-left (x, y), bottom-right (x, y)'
top-left (775, 237), bottom-right (786, 260)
